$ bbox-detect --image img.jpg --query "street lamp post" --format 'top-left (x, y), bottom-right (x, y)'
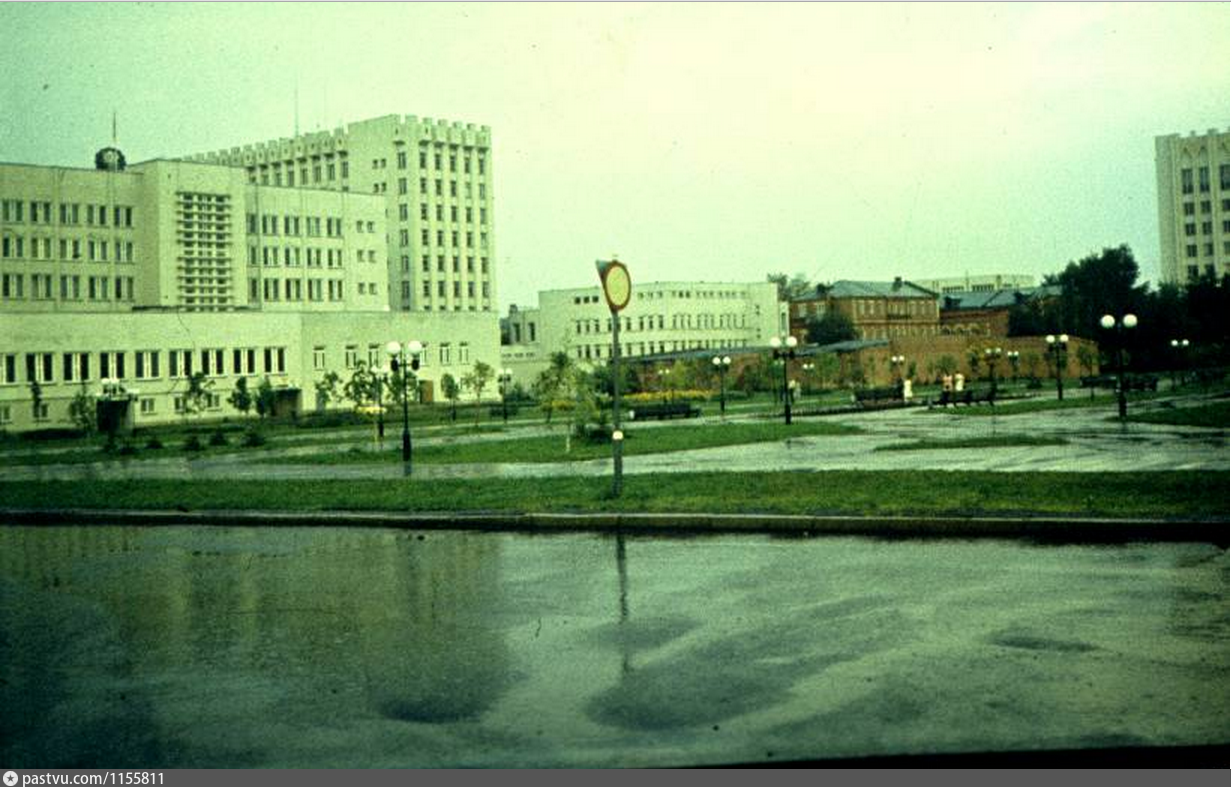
top-left (1169, 338), bottom-right (1190, 389)
top-left (801, 361), bottom-right (815, 399)
top-left (983, 347), bottom-right (1002, 397)
top-left (657, 367), bottom-right (671, 406)
top-left (374, 364), bottom-right (389, 444)
top-left (597, 258), bottom-right (632, 498)
top-left (385, 340), bottom-right (423, 468)
top-left (498, 368), bottom-right (513, 423)
top-left (1044, 334), bottom-right (1069, 400)
top-left (1099, 314), bottom-right (1138, 419)
top-left (711, 355), bottom-right (731, 418)
top-left (889, 354), bottom-right (905, 397)
top-left (769, 335), bottom-right (798, 425)
top-left (1006, 350), bottom-right (1020, 384)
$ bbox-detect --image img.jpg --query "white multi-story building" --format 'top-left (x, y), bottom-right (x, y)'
top-left (1155, 128), bottom-right (1231, 284)
top-left (0, 136), bottom-right (501, 432)
top-left (912, 273), bottom-right (1035, 295)
top-left (187, 114), bottom-right (496, 314)
top-left (1, 156), bottom-right (388, 313)
top-left (501, 280), bottom-right (785, 384)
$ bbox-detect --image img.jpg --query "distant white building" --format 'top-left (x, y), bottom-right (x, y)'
top-left (501, 280), bottom-right (785, 385)
top-left (1155, 128), bottom-right (1230, 284)
top-left (912, 274), bottom-right (1035, 295)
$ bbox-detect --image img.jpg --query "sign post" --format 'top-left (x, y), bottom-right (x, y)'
top-left (596, 257), bottom-right (631, 498)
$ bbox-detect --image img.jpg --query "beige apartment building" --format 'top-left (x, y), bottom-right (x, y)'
top-left (187, 114), bottom-right (496, 314)
top-left (501, 280), bottom-right (785, 385)
top-left (1155, 128), bottom-right (1231, 284)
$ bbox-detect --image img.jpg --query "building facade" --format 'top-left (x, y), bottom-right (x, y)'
top-left (1155, 129), bottom-right (1230, 284)
top-left (501, 280), bottom-right (785, 384)
top-left (187, 114), bottom-right (496, 314)
top-left (789, 278), bottom-right (941, 343)
top-left (912, 273), bottom-right (1035, 295)
top-left (1, 158), bottom-right (389, 313)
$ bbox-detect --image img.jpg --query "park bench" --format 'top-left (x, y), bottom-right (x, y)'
top-left (852, 386), bottom-right (903, 409)
top-left (931, 388), bottom-right (996, 407)
top-left (488, 404), bottom-right (521, 417)
top-left (628, 402), bottom-right (701, 420)
top-left (1080, 375), bottom-right (1158, 392)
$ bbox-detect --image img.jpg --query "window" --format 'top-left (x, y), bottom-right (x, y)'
top-left (439, 343), bottom-right (451, 365)
top-left (1199, 166), bottom-right (1210, 193)
top-left (1181, 168), bottom-right (1194, 194)
top-left (345, 345), bottom-right (359, 370)
top-left (1201, 201), bottom-right (1212, 214)
top-left (1185, 244), bottom-right (1198, 258)
top-left (1185, 224), bottom-right (1196, 236)
top-left (140, 398), bottom-right (155, 415)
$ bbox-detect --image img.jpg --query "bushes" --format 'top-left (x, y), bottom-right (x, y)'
top-left (183, 435), bottom-right (204, 452)
top-left (208, 429), bottom-right (229, 447)
top-left (146, 437), bottom-right (164, 450)
top-left (242, 429), bottom-right (266, 448)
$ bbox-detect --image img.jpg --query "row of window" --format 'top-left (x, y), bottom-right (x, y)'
top-left (246, 213), bottom-right (348, 238)
top-left (1, 273), bottom-right (134, 302)
top-left (411, 177), bottom-right (488, 201)
top-left (409, 254), bottom-right (491, 275)
top-left (1182, 220), bottom-right (1230, 236)
top-left (410, 203), bottom-right (489, 224)
top-left (2, 346), bottom-right (288, 386)
top-left (571, 289), bottom-right (752, 306)
top-left (248, 277), bottom-right (352, 303)
top-left (251, 245), bottom-right (350, 268)
top-left (1183, 241), bottom-right (1229, 258)
top-left (1180, 198), bottom-right (1229, 215)
top-left (1185, 264), bottom-right (1222, 281)
top-left (249, 157), bottom-right (349, 187)
top-left (414, 228), bottom-right (489, 249)
top-left (327, 340), bottom-right (471, 372)
top-left (420, 280), bottom-right (491, 299)
top-left (575, 338), bottom-right (754, 361)
top-left (1, 200), bottom-right (135, 227)
top-left (1179, 164), bottom-right (1231, 195)
top-left (572, 313), bottom-right (752, 336)
top-left (0, 236), bottom-right (136, 262)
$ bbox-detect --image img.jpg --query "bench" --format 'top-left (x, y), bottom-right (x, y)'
top-left (488, 404), bottom-right (521, 417)
top-left (931, 388), bottom-right (996, 407)
top-left (1080, 375), bottom-right (1158, 392)
top-left (629, 402), bottom-right (701, 420)
top-left (853, 386), bottom-right (903, 409)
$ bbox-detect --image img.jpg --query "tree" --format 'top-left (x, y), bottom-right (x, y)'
top-left (534, 352), bottom-right (575, 424)
top-left (255, 377), bottom-right (277, 420)
top-left (343, 362), bottom-right (376, 411)
top-left (935, 355), bottom-right (958, 377)
top-left (441, 373), bottom-right (461, 421)
top-left (313, 371), bottom-right (341, 412)
top-left (1076, 345), bottom-right (1097, 378)
top-left (805, 311), bottom-right (858, 346)
top-left (68, 383), bottom-right (96, 434)
top-left (966, 349), bottom-right (982, 380)
top-left (461, 361), bottom-right (494, 427)
top-left (229, 376), bottom-right (254, 418)
top-left (182, 371), bottom-right (213, 421)
top-left (767, 272), bottom-right (813, 301)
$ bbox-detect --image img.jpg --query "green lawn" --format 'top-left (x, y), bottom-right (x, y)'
top-left (1119, 403), bottom-right (1229, 428)
top-left (263, 420), bottom-right (862, 465)
top-left (929, 391), bottom-right (1171, 417)
top-left (874, 435), bottom-right (1070, 452)
top-left (0, 470), bottom-right (1223, 521)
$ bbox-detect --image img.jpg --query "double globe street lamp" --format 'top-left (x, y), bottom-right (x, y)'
top-left (769, 335), bottom-right (798, 425)
top-left (1044, 334), bottom-right (1069, 400)
top-left (1169, 338), bottom-right (1190, 389)
top-left (385, 340), bottom-right (423, 467)
top-left (983, 347), bottom-right (1002, 396)
top-left (1099, 313), bottom-right (1137, 419)
top-left (711, 355), bottom-right (731, 417)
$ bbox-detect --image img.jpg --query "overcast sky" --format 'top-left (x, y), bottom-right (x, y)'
top-left (1, 2), bottom-right (1227, 308)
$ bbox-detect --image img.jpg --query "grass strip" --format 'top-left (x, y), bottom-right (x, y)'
top-left (875, 435), bottom-right (1070, 452)
top-left (0, 470), bottom-right (1223, 520)
top-left (1118, 403), bottom-right (1228, 429)
top-left (260, 421), bottom-right (861, 465)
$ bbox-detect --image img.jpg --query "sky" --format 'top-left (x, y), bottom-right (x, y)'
top-left (1, 2), bottom-right (1227, 309)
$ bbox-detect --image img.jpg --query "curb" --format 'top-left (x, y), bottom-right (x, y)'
top-left (1, 508), bottom-right (1225, 545)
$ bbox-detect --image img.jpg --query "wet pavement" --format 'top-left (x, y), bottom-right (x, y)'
top-left (2, 395), bottom-right (1225, 481)
top-left (0, 525), bottom-right (1225, 767)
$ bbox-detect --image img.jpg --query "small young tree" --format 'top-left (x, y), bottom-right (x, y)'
top-left (1076, 344), bottom-right (1097, 378)
top-left (534, 351), bottom-right (574, 424)
top-left (441, 373), bottom-right (461, 421)
top-left (228, 376), bottom-right (254, 418)
top-left (68, 382), bottom-right (97, 435)
top-left (313, 371), bottom-right (341, 412)
top-left (183, 371), bottom-right (213, 421)
top-left (461, 361), bottom-right (494, 428)
top-left (935, 355), bottom-right (959, 377)
top-left (255, 376), bottom-right (277, 420)
top-left (966, 349), bottom-right (983, 380)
